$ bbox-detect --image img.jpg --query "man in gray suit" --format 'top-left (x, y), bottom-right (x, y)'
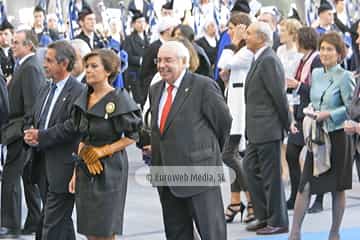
top-left (149, 41), bottom-right (232, 240)
top-left (243, 21), bottom-right (291, 235)
top-left (346, 23), bottom-right (360, 180)
top-left (0, 29), bottom-right (45, 238)
top-left (0, 71), bottom-right (9, 171)
top-left (0, 70), bottom-right (8, 139)
top-left (24, 40), bottom-right (84, 240)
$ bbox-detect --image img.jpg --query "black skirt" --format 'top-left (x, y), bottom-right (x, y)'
top-left (299, 129), bottom-right (353, 194)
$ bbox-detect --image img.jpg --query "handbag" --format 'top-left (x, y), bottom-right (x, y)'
top-left (1, 117), bottom-right (23, 145)
top-left (137, 108), bottom-right (151, 148)
top-left (311, 121), bottom-right (325, 145)
top-left (310, 77), bottom-right (332, 146)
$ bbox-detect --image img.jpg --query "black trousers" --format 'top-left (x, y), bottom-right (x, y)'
top-left (125, 70), bottom-right (143, 104)
top-left (158, 187), bottom-right (226, 240)
top-left (243, 140), bottom-right (288, 227)
top-left (40, 192), bottom-right (75, 240)
top-left (355, 152), bottom-right (360, 182)
top-left (1, 140), bottom-right (41, 230)
top-left (34, 156), bottom-right (75, 240)
top-left (222, 135), bottom-right (247, 192)
top-left (285, 143), bottom-right (303, 202)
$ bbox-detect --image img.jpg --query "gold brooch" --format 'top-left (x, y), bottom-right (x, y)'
top-left (104, 102), bottom-right (115, 119)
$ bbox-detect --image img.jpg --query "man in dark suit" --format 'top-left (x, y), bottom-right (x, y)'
top-left (243, 21), bottom-right (291, 235)
top-left (0, 71), bottom-right (8, 176)
top-left (75, 6), bottom-right (106, 49)
top-left (0, 71), bottom-right (8, 131)
top-left (0, 70), bottom-right (9, 150)
top-left (139, 16), bottom-right (177, 106)
top-left (149, 41), bottom-right (232, 240)
top-left (24, 40), bottom-right (83, 240)
top-left (0, 29), bottom-right (45, 238)
top-left (346, 24), bottom-right (360, 180)
top-left (0, 20), bottom-right (15, 81)
top-left (123, 10), bottom-right (149, 104)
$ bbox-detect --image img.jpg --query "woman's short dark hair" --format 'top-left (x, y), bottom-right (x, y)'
top-left (229, 12), bottom-right (252, 28)
top-left (172, 24), bottom-right (195, 42)
top-left (319, 31), bottom-right (347, 62)
top-left (84, 49), bottom-right (120, 84)
top-left (296, 27), bottom-right (318, 51)
top-left (229, 12), bottom-right (252, 50)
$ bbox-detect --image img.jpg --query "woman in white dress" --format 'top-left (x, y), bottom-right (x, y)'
top-left (218, 12), bottom-right (254, 224)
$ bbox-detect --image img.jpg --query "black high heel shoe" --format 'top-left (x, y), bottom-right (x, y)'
top-left (244, 202), bottom-right (256, 223)
top-left (225, 202), bottom-right (245, 223)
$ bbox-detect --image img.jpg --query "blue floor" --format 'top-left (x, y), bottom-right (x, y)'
top-left (243, 227), bottom-right (360, 240)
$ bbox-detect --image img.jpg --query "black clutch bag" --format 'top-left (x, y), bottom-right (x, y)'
top-left (311, 122), bottom-right (325, 145)
top-left (137, 109), bottom-right (151, 148)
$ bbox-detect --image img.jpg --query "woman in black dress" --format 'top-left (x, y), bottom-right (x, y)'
top-left (68, 49), bottom-right (142, 240)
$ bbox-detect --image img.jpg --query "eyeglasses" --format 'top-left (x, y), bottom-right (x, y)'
top-left (154, 57), bottom-right (179, 65)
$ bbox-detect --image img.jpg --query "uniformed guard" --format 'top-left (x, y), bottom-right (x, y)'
top-left (0, 20), bottom-right (15, 81)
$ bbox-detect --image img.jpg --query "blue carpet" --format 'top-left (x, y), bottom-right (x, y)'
top-left (243, 227), bottom-right (360, 240)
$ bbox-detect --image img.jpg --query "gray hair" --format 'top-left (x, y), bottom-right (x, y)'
top-left (161, 41), bottom-right (190, 68)
top-left (47, 40), bottom-right (76, 72)
top-left (253, 21), bottom-right (273, 47)
top-left (47, 13), bottom-right (58, 21)
top-left (69, 39), bottom-right (91, 58)
top-left (15, 29), bottom-right (38, 51)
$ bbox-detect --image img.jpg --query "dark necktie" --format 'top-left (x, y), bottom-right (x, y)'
top-left (13, 60), bottom-right (20, 73)
top-left (38, 83), bottom-right (57, 129)
top-left (160, 85), bottom-right (174, 134)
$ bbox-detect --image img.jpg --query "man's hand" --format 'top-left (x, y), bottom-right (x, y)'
top-left (355, 122), bottom-right (360, 135)
top-left (287, 78), bottom-right (299, 89)
top-left (344, 120), bottom-right (357, 134)
top-left (24, 128), bottom-right (39, 146)
top-left (290, 121), bottom-right (299, 134)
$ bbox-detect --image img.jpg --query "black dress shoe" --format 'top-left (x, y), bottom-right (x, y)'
top-left (0, 227), bottom-right (20, 239)
top-left (287, 199), bottom-right (295, 210)
top-left (256, 225), bottom-right (289, 235)
top-left (21, 227), bottom-right (37, 235)
top-left (308, 201), bottom-right (323, 214)
top-left (245, 219), bottom-right (267, 231)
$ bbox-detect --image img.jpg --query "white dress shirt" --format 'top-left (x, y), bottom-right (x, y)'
top-left (157, 69), bottom-right (186, 128)
top-left (19, 53), bottom-right (35, 66)
top-left (254, 45), bottom-right (268, 61)
top-left (43, 75), bottom-right (70, 129)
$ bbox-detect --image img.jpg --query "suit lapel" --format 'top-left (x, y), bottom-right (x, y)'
top-left (35, 84), bottom-right (51, 128)
top-left (245, 47), bottom-right (270, 97)
top-left (162, 72), bottom-right (192, 134)
top-left (0, 48), bottom-right (6, 58)
top-left (153, 81), bottom-right (165, 133)
top-left (245, 58), bottom-right (258, 98)
top-left (355, 81), bottom-right (360, 103)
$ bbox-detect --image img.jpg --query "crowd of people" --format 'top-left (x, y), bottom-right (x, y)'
top-left (0, 0), bottom-right (360, 239)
